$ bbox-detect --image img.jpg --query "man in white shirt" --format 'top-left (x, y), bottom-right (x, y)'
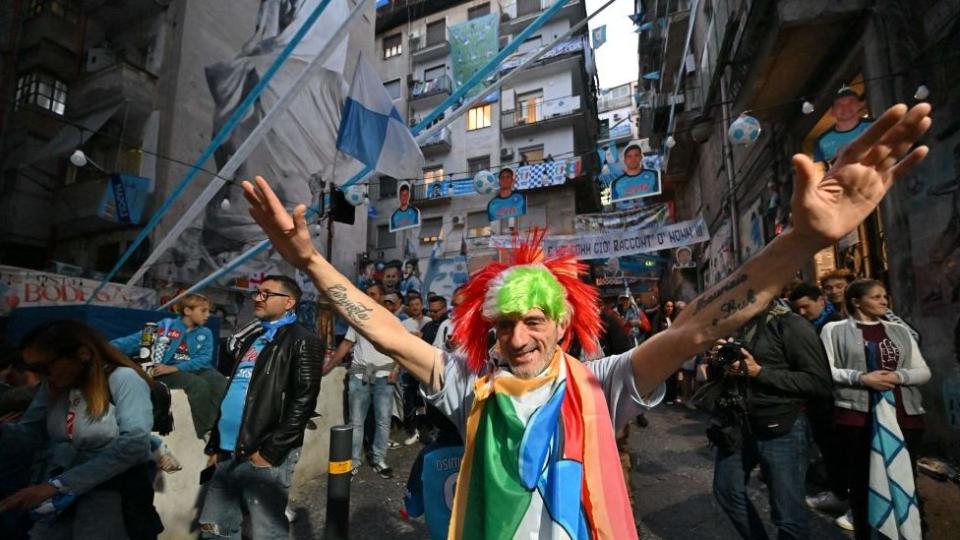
top-left (324, 282), bottom-right (397, 478)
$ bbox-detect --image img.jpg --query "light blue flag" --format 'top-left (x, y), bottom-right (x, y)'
top-left (642, 70), bottom-right (661, 80)
top-left (336, 54), bottom-right (423, 179)
top-left (592, 25), bottom-right (607, 48)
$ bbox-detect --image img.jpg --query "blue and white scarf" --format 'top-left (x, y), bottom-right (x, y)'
top-left (866, 341), bottom-right (922, 540)
top-left (261, 311), bottom-right (298, 342)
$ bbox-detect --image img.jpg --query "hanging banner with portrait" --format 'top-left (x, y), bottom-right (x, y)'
top-left (390, 181), bottom-right (422, 232)
top-left (610, 169), bottom-right (662, 203)
top-left (487, 168), bottom-right (527, 221)
top-left (738, 197), bottom-right (766, 261)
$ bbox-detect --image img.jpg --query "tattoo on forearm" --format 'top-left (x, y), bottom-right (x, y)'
top-left (325, 284), bottom-right (372, 325)
top-left (695, 273), bottom-right (748, 313)
top-left (712, 289), bottom-right (757, 326)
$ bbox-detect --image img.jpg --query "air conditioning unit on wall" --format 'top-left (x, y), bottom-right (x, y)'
top-left (451, 215), bottom-right (466, 227)
top-left (500, 147), bottom-right (514, 159)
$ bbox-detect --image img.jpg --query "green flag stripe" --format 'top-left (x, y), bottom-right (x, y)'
top-left (462, 393), bottom-right (533, 539)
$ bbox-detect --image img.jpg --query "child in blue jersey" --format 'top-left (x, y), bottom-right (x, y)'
top-left (113, 294), bottom-right (227, 439)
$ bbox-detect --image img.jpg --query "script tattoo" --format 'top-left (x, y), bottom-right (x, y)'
top-left (326, 284), bottom-right (372, 325)
top-left (712, 289), bottom-right (757, 326)
top-left (694, 273), bottom-right (748, 314)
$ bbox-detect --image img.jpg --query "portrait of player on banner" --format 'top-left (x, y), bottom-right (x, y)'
top-left (486, 167), bottom-right (527, 222)
top-left (611, 141), bottom-right (662, 203)
top-left (391, 182), bottom-right (422, 232)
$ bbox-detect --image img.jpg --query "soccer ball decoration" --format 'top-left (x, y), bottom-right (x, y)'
top-left (473, 169), bottom-right (497, 195)
top-left (727, 113), bottom-right (761, 146)
top-left (344, 184), bottom-right (366, 206)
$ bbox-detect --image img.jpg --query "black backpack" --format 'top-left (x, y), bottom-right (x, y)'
top-left (150, 380), bottom-right (174, 435)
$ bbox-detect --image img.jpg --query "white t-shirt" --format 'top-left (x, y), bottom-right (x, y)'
top-left (344, 327), bottom-right (395, 375)
top-left (424, 350), bottom-right (664, 439)
top-left (402, 316), bottom-right (429, 334)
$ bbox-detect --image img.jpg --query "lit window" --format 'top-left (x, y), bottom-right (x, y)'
top-left (15, 73), bottom-right (68, 115)
top-left (420, 218), bottom-right (443, 244)
top-left (383, 34), bottom-right (402, 59)
top-left (467, 211), bottom-right (491, 239)
top-left (467, 104), bottom-right (492, 131)
top-left (423, 166), bottom-right (444, 185)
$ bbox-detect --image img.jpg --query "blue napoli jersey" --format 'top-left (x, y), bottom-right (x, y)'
top-left (487, 192), bottom-right (527, 221)
top-left (403, 444), bottom-right (464, 540)
top-left (814, 119), bottom-right (873, 162)
top-left (391, 206), bottom-right (420, 231)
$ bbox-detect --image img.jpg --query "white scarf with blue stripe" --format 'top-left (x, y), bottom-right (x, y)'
top-left (866, 341), bottom-right (921, 540)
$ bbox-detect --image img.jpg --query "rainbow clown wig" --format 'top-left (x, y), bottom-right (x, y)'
top-left (452, 229), bottom-right (602, 373)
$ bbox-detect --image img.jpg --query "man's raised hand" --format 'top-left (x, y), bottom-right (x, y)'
top-left (790, 103), bottom-right (931, 247)
top-left (242, 176), bottom-right (319, 270)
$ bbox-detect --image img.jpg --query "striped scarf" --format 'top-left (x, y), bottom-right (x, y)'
top-left (866, 341), bottom-right (921, 540)
top-left (448, 350), bottom-right (636, 539)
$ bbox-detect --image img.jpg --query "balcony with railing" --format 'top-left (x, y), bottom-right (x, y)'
top-left (418, 127), bottom-right (451, 157)
top-left (499, 0), bottom-right (583, 35)
top-left (501, 94), bottom-right (581, 137)
top-left (599, 120), bottom-right (634, 143)
top-left (70, 59), bottom-right (157, 117)
top-left (409, 75), bottom-right (453, 109)
top-left (598, 94), bottom-right (633, 113)
top-left (410, 27), bottom-right (450, 64)
top-left (498, 36), bottom-right (585, 78)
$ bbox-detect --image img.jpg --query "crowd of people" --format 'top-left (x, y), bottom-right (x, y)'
top-left (0, 101), bottom-right (934, 540)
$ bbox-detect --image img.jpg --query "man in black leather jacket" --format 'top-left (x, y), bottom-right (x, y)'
top-left (199, 275), bottom-right (323, 539)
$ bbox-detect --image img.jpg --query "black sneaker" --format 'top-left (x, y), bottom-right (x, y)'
top-left (372, 461), bottom-right (394, 479)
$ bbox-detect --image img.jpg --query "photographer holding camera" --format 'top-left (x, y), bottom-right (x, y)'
top-left (705, 304), bottom-right (833, 540)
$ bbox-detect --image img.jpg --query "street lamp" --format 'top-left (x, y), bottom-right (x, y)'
top-left (69, 149), bottom-right (108, 173)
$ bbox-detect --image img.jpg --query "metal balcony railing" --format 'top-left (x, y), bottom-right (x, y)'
top-left (410, 75), bottom-right (453, 100)
top-left (501, 94), bottom-right (582, 130)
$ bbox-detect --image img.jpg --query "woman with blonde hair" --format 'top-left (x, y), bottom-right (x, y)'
top-left (113, 294), bottom-right (227, 439)
top-left (0, 320), bottom-right (163, 539)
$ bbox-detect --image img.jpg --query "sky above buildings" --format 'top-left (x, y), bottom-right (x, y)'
top-left (586, 0), bottom-right (639, 89)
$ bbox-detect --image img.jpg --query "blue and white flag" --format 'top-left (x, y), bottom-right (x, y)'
top-left (591, 25), bottom-right (607, 48)
top-left (336, 54), bottom-right (423, 179)
top-left (866, 343), bottom-right (922, 540)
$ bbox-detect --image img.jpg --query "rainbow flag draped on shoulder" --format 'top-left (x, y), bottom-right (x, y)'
top-left (448, 350), bottom-right (637, 539)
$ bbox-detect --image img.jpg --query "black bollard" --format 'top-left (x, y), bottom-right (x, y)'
top-left (323, 425), bottom-right (353, 539)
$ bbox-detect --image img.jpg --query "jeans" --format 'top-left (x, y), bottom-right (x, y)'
top-left (199, 448), bottom-right (300, 540)
top-left (348, 375), bottom-right (393, 467)
top-left (713, 415), bottom-right (810, 540)
top-left (157, 369), bottom-right (228, 438)
top-left (29, 490), bottom-right (128, 540)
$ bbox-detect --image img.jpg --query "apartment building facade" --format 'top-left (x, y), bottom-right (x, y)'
top-left (369, 0), bottom-right (601, 269)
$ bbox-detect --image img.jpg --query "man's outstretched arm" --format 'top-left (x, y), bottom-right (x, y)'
top-left (630, 102), bottom-right (932, 395)
top-left (242, 178), bottom-right (439, 385)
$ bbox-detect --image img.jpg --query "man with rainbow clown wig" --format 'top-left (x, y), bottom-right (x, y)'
top-left (241, 102), bottom-right (931, 539)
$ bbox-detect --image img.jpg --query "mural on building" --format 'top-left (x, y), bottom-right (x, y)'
top-left (903, 123), bottom-right (960, 431)
top-left (161, 0), bottom-right (350, 283)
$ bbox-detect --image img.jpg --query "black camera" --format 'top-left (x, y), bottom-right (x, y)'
top-left (715, 341), bottom-right (745, 366)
